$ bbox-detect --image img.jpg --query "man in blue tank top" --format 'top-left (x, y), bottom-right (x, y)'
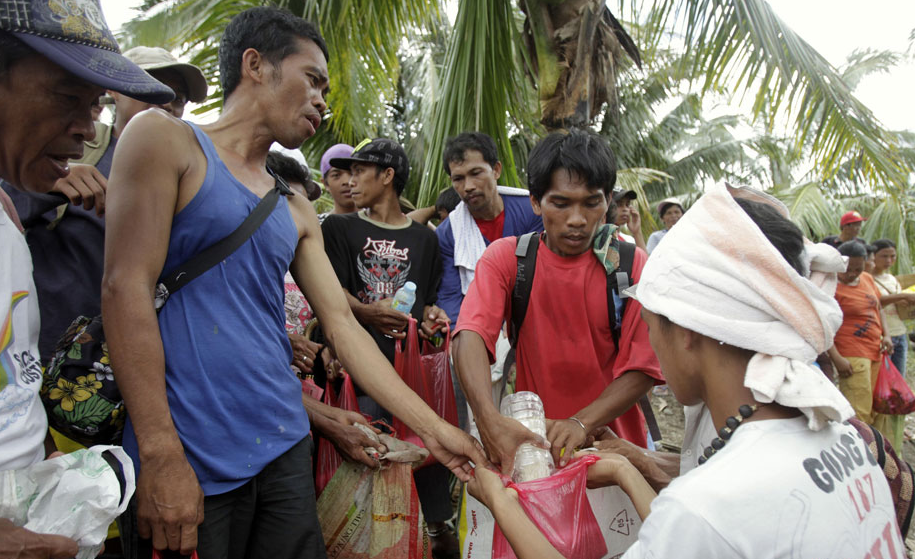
top-left (102, 7), bottom-right (488, 559)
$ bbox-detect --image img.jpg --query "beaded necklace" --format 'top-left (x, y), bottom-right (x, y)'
top-left (698, 403), bottom-right (768, 465)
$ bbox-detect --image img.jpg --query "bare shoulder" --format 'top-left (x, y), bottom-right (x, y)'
top-left (112, 110), bottom-right (205, 209)
top-left (115, 111), bottom-right (196, 173)
top-left (119, 108), bottom-right (197, 157)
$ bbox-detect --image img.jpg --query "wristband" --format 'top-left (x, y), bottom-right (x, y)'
top-left (568, 416), bottom-right (588, 434)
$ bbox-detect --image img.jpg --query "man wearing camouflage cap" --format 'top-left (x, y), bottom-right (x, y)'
top-left (2, 45), bottom-right (207, 367)
top-left (0, 0), bottom-right (173, 556)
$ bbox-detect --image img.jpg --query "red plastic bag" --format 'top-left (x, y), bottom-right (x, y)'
top-left (492, 455), bottom-right (607, 559)
top-left (316, 372), bottom-right (361, 495)
top-left (392, 318), bottom-right (459, 467)
top-left (873, 353), bottom-right (915, 415)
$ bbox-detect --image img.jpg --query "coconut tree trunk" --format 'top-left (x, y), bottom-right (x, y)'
top-left (518, 0), bottom-right (640, 130)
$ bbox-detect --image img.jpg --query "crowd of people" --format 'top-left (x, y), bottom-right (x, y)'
top-left (0, 2), bottom-right (912, 559)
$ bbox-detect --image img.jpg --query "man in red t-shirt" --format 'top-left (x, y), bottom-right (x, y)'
top-left (453, 130), bottom-right (662, 474)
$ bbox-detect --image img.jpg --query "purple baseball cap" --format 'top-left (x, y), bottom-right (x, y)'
top-left (1, 0), bottom-right (175, 104)
top-left (320, 143), bottom-right (354, 176)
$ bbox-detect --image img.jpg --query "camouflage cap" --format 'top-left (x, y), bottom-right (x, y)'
top-left (1, 0), bottom-right (175, 104)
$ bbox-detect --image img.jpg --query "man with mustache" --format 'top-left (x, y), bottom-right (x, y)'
top-left (436, 132), bottom-right (542, 324)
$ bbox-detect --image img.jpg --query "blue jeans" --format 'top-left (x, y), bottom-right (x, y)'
top-left (891, 335), bottom-right (908, 376)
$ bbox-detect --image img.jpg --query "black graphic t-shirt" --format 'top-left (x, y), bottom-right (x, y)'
top-left (322, 210), bottom-right (443, 363)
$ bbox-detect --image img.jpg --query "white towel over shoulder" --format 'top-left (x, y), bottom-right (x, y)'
top-left (451, 186), bottom-right (529, 294)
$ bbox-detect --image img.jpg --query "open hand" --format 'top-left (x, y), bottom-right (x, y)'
top-left (628, 205), bottom-right (641, 233)
top-left (420, 421), bottom-right (491, 482)
top-left (592, 438), bottom-right (672, 491)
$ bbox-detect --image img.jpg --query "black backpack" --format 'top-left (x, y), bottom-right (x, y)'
top-left (509, 232), bottom-right (635, 348)
top-left (508, 231), bottom-right (661, 441)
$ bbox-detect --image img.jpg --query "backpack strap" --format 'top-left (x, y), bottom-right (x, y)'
top-left (607, 240), bottom-right (637, 348)
top-left (155, 170), bottom-right (292, 311)
top-left (510, 232), bottom-right (540, 347)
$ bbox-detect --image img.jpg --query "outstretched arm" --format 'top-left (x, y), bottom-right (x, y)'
top-left (290, 201), bottom-right (489, 480)
top-left (454, 331), bottom-right (546, 475)
top-left (576, 451), bottom-right (657, 520)
top-left (467, 468), bottom-right (566, 559)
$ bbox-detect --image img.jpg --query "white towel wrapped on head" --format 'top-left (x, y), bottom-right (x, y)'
top-left (632, 183), bottom-right (853, 430)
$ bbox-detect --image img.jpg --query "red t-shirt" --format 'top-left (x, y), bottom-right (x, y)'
top-left (455, 237), bottom-right (663, 447)
top-left (474, 211), bottom-right (505, 243)
top-left (834, 272), bottom-right (884, 361)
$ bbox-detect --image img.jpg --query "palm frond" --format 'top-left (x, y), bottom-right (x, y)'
top-left (413, 0), bottom-right (539, 207)
top-left (772, 181), bottom-right (839, 241)
top-left (625, 0), bottom-right (907, 193)
top-left (861, 195), bottom-right (914, 274)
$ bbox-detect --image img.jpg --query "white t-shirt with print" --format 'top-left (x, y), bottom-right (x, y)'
top-left (0, 208), bottom-right (47, 470)
top-left (624, 417), bottom-right (904, 559)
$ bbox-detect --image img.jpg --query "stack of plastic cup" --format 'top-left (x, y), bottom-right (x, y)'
top-left (500, 391), bottom-right (555, 482)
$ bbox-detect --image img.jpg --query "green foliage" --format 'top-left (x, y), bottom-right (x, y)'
top-left (626, 0), bottom-right (908, 192)
top-left (118, 0), bottom-right (913, 269)
top-left (412, 0), bottom-right (540, 207)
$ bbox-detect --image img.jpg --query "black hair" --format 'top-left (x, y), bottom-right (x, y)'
top-left (435, 187), bottom-right (461, 214)
top-left (442, 132), bottom-right (499, 175)
top-left (604, 197), bottom-right (619, 224)
top-left (865, 243), bottom-right (877, 257)
top-left (837, 240), bottom-right (868, 259)
top-left (266, 151), bottom-right (320, 201)
top-left (0, 31), bottom-right (34, 78)
top-left (873, 239), bottom-right (896, 252)
top-left (526, 129), bottom-right (617, 201)
top-left (734, 198), bottom-right (806, 275)
top-left (219, 6), bottom-right (328, 100)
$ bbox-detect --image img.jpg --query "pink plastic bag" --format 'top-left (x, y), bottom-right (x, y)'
top-left (492, 455), bottom-right (607, 559)
top-left (315, 373), bottom-right (361, 495)
top-left (393, 318), bottom-right (458, 467)
top-left (873, 352), bottom-right (915, 415)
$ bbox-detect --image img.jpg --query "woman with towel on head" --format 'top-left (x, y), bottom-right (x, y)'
top-left (468, 183), bottom-right (905, 559)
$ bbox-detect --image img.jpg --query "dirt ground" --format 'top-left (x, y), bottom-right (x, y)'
top-left (647, 344), bottom-right (915, 553)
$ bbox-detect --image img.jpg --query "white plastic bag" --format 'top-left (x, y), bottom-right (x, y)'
top-left (0, 445), bottom-right (135, 559)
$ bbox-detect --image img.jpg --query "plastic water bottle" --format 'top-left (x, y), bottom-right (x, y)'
top-left (391, 281), bottom-right (417, 314)
top-left (500, 391), bottom-right (555, 482)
